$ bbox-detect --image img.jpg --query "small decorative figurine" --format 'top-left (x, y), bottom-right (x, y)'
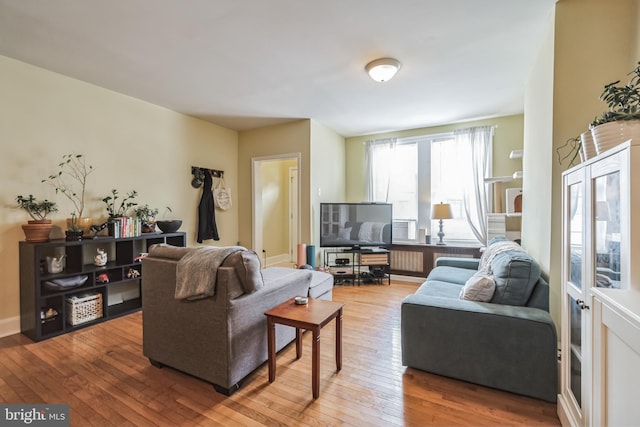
top-left (127, 268), bottom-right (140, 278)
top-left (96, 273), bottom-right (109, 283)
top-left (90, 221), bottom-right (109, 238)
top-left (94, 248), bottom-right (107, 266)
top-left (41, 308), bottom-right (58, 320)
top-left (45, 254), bottom-right (66, 273)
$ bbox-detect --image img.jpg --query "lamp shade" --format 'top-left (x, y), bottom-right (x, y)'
top-left (365, 58), bottom-right (401, 82)
top-left (431, 203), bottom-right (453, 220)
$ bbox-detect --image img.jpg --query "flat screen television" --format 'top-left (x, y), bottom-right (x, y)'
top-left (320, 202), bottom-right (392, 249)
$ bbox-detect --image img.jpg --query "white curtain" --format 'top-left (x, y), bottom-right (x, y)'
top-left (365, 137), bottom-right (397, 202)
top-left (454, 126), bottom-right (494, 244)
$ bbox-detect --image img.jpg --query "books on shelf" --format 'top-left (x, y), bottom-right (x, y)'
top-left (108, 217), bottom-right (142, 238)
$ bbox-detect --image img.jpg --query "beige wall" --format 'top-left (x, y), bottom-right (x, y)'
top-left (344, 114), bottom-right (526, 209)
top-left (261, 158), bottom-right (296, 257)
top-left (628, 0), bottom-right (640, 61)
top-left (523, 0), bottom-right (638, 329)
top-left (238, 120), bottom-right (311, 249)
top-left (310, 120), bottom-right (346, 249)
top-left (0, 55), bottom-right (238, 336)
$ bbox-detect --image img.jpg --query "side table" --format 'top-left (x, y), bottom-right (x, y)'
top-left (265, 298), bottom-right (344, 399)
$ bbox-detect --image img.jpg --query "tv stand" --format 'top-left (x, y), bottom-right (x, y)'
top-left (324, 248), bottom-right (390, 286)
top-left (343, 246), bottom-right (379, 252)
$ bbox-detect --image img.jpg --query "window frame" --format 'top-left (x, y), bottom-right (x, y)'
top-left (370, 132), bottom-right (486, 245)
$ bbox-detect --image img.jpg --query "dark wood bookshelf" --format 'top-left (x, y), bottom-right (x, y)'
top-left (19, 232), bottom-right (186, 341)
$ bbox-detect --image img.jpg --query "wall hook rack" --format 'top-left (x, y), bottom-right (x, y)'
top-left (191, 166), bottom-right (224, 189)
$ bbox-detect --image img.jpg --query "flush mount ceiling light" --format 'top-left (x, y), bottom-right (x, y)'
top-left (365, 58), bottom-right (401, 82)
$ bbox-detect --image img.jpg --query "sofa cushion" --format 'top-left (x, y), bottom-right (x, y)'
top-left (490, 250), bottom-right (541, 306)
top-left (459, 273), bottom-right (495, 302)
top-left (259, 267), bottom-right (333, 300)
top-left (221, 250), bottom-right (264, 294)
top-left (426, 266), bottom-right (476, 286)
top-left (415, 280), bottom-right (463, 299)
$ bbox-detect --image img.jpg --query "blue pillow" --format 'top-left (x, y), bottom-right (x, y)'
top-left (490, 250), bottom-right (541, 306)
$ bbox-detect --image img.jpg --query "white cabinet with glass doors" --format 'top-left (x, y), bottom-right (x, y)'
top-left (559, 140), bottom-right (640, 426)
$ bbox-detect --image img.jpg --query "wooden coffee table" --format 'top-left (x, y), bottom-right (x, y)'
top-left (265, 297), bottom-right (344, 399)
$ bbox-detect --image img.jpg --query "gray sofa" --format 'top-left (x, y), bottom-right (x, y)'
top-left (401, 242), bottom-right (558, 402)
top-left (141, 244), bottom-right (333, 395)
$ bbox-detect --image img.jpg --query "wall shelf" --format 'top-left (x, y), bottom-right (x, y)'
top-left (509, 149), bottom-right (524, 159)
top-left (484, 176), bottom-right (513, 183)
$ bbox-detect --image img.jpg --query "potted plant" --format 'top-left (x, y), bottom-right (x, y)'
top-left (100, 189), bottom-right (138, 237)
top-left (65, 213), bottom-right (83, 241)
top-left (156, 207), bottom-right (182, 233)
top-left (16, 195), bottom-right (58, 242)
top-left (42, 153), bottom-right (95, 233)
top-left (102, 189), bottom-right (138, 219)
top-left (590, 61), bottom-right (640, 154)
top-left (134, 204), bottom-right (159, 233)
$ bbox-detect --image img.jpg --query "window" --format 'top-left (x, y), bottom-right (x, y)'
top-left (367, 129), bottom-right (492, 245)
top-left (431, 138), bottom-right (478, 242)
top-left (368, 141), bottom-right (418, 240)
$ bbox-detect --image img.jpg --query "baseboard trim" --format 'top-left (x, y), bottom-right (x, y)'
top-left (265, 253), bottom-right (291, 267)
top-left (391, 274), bottom-right (425, 284)
top-left (0, 316), bottom-right (20, 339)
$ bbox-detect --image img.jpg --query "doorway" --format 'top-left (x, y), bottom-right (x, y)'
top-left (252, 153), bottom-right (301, 266)
top-left (289, 166), bottom-right (299, 262)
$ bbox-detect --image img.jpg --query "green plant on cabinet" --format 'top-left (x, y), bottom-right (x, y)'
top-left (102, 189), bottom-right (138, 219)
top-left (15, 194), bottom-right (58, 221)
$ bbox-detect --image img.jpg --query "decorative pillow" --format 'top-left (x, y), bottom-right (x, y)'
top-left (459, 273), bottom-right (496, 302)
top-left (338, 227), bottom-right (352, 240)
top-left (222, 250), bottom-right (264, 294)
top-left (490, 250), bottom-right (541, 306)
top-left (239, 250), bottom-right (264, 293)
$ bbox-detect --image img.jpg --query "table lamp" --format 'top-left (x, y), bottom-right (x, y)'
top-left (431, 202), bottom-right (453, 245)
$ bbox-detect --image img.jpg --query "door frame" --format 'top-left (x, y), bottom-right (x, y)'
top-left (251, 153), bottom-right (301, 258)
top-left (288, 166), bottom-right (299, 262)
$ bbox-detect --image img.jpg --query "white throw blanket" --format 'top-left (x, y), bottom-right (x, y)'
top-left (478, 240), bottom-right (524, 276)
top-left (175, 246), bottom-right (246, 300)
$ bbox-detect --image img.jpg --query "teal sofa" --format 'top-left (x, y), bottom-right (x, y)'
top-left (401, 243), bottom-right (558, 402)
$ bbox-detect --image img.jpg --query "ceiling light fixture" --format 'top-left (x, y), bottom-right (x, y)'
top-left (365, 58), bottom-right (401, 82)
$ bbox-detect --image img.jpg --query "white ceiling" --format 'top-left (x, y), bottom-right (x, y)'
top-left (0, 0), bottom-right (556, 137)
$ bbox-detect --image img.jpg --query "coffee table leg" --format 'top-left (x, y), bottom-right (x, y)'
top-left (296, 327), bottom-right (302, 359)
top-left (312, 327), bottom-right (320, 399)
top-left (336, 308), bottom-right (342, 372)
top-left (267, 316), bottom-right (276, 383)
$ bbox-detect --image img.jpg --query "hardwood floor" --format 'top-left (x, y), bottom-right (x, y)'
top-left (0, 281), bottom-right (560, 426)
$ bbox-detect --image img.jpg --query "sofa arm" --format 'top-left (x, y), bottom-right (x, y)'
top-left (435, 257), bottom-right (480, 270)
top-left (401, 294), bottom-right (558, 402)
